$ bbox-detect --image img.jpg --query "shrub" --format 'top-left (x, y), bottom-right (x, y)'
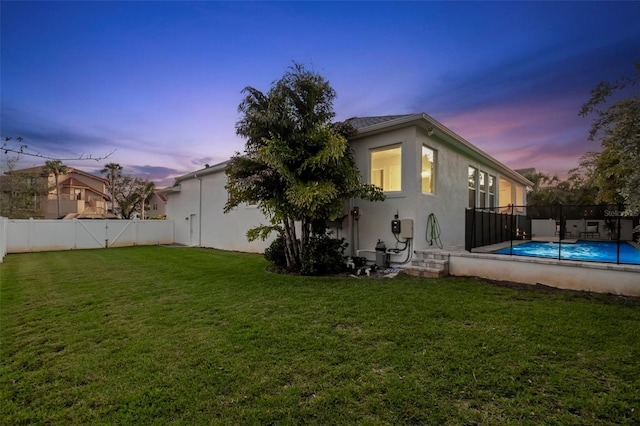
top-left (300, 234), bottom-right (348, 276)
top-left (264, 234), bottom-right (288, 269)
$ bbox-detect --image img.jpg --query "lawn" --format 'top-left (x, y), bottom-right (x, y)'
top-left (1, 246), bottom-right (639, 425)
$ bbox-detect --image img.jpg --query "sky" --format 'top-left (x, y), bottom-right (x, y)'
top-left (2, 1), bottom-right (639, 187)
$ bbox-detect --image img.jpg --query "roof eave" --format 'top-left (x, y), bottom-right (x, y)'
top-left (351, 113), bottom-right (532, 187)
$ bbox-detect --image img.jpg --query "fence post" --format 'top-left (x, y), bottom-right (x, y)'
top-left (617, 203), bottom-right (622, 264)
top-left (509, 205), bottom-right (514, 255)
top-left (558, 204), bottom-right (563, 260)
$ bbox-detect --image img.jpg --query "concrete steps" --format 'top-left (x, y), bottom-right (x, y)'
top-left (404, 250), bottom-right (450, 278)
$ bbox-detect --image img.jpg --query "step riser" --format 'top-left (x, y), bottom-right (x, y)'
top-left (404, 268), bottom-right (448, 279)
top-left (413, 251), bottom-right (450, 261)
top-left (411, 260), bottom-right (449, 269)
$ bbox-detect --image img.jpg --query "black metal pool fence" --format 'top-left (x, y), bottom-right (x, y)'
top-left (465, 204), bottom-right (640, 265)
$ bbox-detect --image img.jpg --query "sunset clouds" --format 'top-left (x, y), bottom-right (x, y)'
top-left (2, 2), bottom-right (638, 185)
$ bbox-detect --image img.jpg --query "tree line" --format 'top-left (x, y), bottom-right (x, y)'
top-left (526, 61), bottom-right (639, 214)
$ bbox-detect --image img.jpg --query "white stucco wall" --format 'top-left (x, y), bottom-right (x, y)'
top-left (449, 252), bottom-right (640, 296)
top-left (164, 118), bottom-right (529, 257)
top-left (345, 125), bottom-right (528, 260)
top-left (165, 169), bottom-right (272, 253)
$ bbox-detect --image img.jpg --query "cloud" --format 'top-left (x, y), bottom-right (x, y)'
top-left (1, 105), bottom-right (124, 158)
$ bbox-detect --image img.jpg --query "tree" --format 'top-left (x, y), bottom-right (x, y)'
top-left (101, 162), bottom-right (123, 214)
top-left (0, 154), bottom-right (48, 218)
top-left (138, 180), bottom-right (155, 220)
top-left (524, 171), bottom-right (564, 206)
top-left (43, 159), bottom-right (69, 218)
top-left (109, 175), bottom-right (153, 219)
top-left (580, 62), bottom-right (640, 213)
top-left (225, 64), bottom-right (383, 272)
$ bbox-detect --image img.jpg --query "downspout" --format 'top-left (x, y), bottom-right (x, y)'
top-left (195, 173), bottom-right (203, 246)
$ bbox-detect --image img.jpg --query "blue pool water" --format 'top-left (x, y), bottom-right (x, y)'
top-left (494, 240), bottom-right (640, 265)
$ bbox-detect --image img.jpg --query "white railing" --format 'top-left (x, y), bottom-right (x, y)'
top-left (3, 219), bottom-right (174, 255)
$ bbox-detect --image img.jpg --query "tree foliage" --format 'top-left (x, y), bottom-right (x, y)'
top-left (101, 162), bottom-right (123, 214)
top-left (101, 163), bottom-right (155, 219)
top-left (43, 160), bottom-right (69, 218)
top-left (0, 155), bottom-right (48, 218)
top-left (225, 64), bottom-right (383, 272)
top-left (524, 154), bottom-right (600, 208)
top-left (579, 62), bottom-right (640, 213)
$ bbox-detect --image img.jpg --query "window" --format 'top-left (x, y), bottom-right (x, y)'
top-left (421, 146), bottom-right (436, 194)
top-left (488, 175), bottom-right (496, 209)
top-left (371, 145), bottom-right (402, 192)
top-left (515, 185), bottom-right (525, 213)
top-left (499, 177), bottom-right (512, 212)
top-left (479, 171), bottom-right (487, 208)
top-left (468, 167), bottom-right (477, 208)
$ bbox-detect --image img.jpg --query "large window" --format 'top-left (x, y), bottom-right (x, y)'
top-left (421, 146), bottom-right (436, 194)
top-left (371, 145), bottom-right (402, 192)
top-left (488, 175), bottom-right (496, 208)
top-left (479, 171), bottom-right (487, 208)
top-left (516, 185), bottom-right (525, 213)
top-left (468, 166), bottom-right (477, 208)
top-left (499, 177), bottom-right (512, 212)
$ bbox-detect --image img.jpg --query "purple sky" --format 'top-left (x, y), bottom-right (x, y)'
top-left (2, 1), bottom-right (639, 186)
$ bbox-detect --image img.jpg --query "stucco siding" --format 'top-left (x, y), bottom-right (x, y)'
top-left (166, 170), bottom-right (272, 252)
top-left (343, 125), bottom-right (528, 259)
top-left (164, 115), bottom-right (530, 257)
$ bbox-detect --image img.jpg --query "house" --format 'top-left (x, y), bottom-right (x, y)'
top-left (1, 165), bottom-right (112, 219)
top-left (161, 113), bottom-right (532, 258)
top-left (145, 191), bottom-right (167, 219)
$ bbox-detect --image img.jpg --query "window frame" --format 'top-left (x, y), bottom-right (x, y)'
top-left (488, 174), bottom-right (496, 209)
top-left (421, 145), bottom-right (436, 194)
top-left (468, 166), bottom-right (478, 208)
top-left (370, 144), bottom-right (403, 193)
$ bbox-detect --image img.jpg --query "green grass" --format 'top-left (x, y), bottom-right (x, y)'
top-left (1, 246), bottom-right (639, 425)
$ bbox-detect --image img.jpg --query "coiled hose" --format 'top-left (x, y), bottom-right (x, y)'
top-left (426, 213), bottom-right (442, 249)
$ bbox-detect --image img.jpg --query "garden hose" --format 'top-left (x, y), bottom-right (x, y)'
top-left (426, 213), bottom-right (443, 249)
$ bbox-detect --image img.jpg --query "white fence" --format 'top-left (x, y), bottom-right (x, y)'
top-left (0, 217), bottom-right (8, 263)
top-left (0, 219), bottom-right (174, 260)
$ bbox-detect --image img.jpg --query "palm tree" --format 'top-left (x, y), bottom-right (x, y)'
top-left (43, 160), bottom-right (69, 218)
top-left (139, 180), bottom-right (155, 220)
top-left (101, 162), bottom-right (122, 215)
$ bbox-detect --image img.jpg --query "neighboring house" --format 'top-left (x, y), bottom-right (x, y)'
top-left (145, 191), bottom-right (167, 218)
top-left (1, 166), bottom-right (113, 219)
top-left (161, 113), bottom-right (532, 256)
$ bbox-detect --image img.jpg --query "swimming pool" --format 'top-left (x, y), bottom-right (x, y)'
top-left (494, 240), bottom-right (640, 265)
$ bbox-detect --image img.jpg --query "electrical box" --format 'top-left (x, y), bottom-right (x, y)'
top-left (391, 219), bottom-right (401, 234)
top-left (399, 219), bottom-right (413, 239)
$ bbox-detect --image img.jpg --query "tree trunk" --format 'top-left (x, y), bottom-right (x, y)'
top-left (282, 218), bottom-right (299, 270)
top-left (55, 173), bottom-right (61, 219)
top-left (289, 217), bottom-right (299, 261)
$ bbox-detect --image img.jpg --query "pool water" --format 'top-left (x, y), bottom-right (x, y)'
top-left (494, 240), bottom-right (640, 265)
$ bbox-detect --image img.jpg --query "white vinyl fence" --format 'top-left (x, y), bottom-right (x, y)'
top-left (0, 217), bottom-right (8, 263)
top-left (1, 219), bottom-right (174, 258)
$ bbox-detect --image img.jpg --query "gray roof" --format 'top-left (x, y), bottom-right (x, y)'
top-left (346, 115), bottom-right (413, 130)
